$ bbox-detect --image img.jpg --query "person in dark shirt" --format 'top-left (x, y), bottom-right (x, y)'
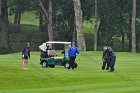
top-left (22, 43), bottom-right (30, 70)
top-left (108, 47), bottom-right (116, 72)
top-left (102, 46), bottom-right (116, 72)
top-left (102, 46), bottom-right (110, 70)
top-left (68, 42), bottom-right (80, 70)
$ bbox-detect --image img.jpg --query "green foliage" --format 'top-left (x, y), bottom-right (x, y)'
top-left (53, 0), bottom-right (74, 42)
top-left (81, 0), bottom-right (95, 20)
top-left (9, 0), bottom-right (33, 15)
top-left (84, 20), bottom-right (94, 34)
top-left (0, 52), bottom-right (140, 93)
top-left (96, 0), bottom-right (134, 51)
top-left (8, 24), bottom-right (47, 52)
top-left (9, 11), bottom-right (39, 25)
top-left (4, 0), bottom-right (140, 52)
top-left (112, 38), bottom-right (129, 52)
top-left (85, 34), bottom-right (94, 51)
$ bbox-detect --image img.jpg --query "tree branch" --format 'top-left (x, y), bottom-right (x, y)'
top-left (38, 0), bottom-right (48, 22)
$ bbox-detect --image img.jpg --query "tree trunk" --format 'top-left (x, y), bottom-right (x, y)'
top-left (13, 10), bottom-right (21, 32)
top-left (39, 11), bottom-right (47, 32)
top-left (129, 39), bottom-right (132, 51)
top-left (121, 32), bottom-right (125, 51)
top-left (138, 39), bottom-right (140, 51)
top-left (38, 0), bottom-right (53, 41)
top-left (128, 7), bottom-right (132, 51)
top-left (72, 29), bottom-right (77, 44)
top-left (39, 11), bottom-right (43, 32)
top-left (73, 0), bottom-right (86, 51)
top-left (0, 4), bottom-right (1, 30)
top-left (94, 0), bottom-right (98, 51)
top-left (48, 0), bottom-right (53, 41)
top-left (97, 18), bottom-right (103, 46)
top-left (38, 0), bottom-right (48, 19)
top-left (120, 1), bottom-right (124, 51)
top-left (131, 0), bottom-right (136, 52)
top-left (1, 0), bottom-right (10, 50)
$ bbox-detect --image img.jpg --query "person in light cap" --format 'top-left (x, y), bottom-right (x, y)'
top-left (22, 43), bottom-right (30, 70)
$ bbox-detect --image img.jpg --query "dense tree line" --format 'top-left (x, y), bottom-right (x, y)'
top-left (0, 0), bottom-right (140, 52)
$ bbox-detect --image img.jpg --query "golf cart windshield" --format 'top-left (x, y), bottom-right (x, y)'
top-left (46, 41), bottom-right (71, 56)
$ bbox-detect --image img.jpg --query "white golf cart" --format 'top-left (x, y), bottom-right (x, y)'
top-left (39, 41), bottom-right (78, 68)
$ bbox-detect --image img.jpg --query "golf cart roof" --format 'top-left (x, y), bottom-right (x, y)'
top-left (39, 41), bottom-right (71, 51)
top-left (46, 41), bottom-right (71, 44)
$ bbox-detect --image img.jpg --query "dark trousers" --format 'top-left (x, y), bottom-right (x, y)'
top-left (102, 60), bottom-right (110, 70)
top-left (110, 56), bottom-right (116, 71)
top-left (68, 57), bottom-right (76, 69)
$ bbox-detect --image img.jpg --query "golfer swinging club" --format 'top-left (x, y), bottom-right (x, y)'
top-left (22, 43), bottom-right (30, 70)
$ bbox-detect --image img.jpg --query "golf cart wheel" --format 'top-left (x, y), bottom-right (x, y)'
top-left (42, 61), bottom-right (48, 68)
top-left (64, 62), bottom-right (69, 68)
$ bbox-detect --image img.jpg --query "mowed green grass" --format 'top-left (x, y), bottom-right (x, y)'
top-left (0, 51), bottom-right (140, 93)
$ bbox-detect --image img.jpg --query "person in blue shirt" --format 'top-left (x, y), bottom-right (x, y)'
top-left (68, 42), bottom-right (80, 70)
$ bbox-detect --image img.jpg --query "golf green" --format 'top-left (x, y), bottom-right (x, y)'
top-left (0, 51), bottom-right (140, 93)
